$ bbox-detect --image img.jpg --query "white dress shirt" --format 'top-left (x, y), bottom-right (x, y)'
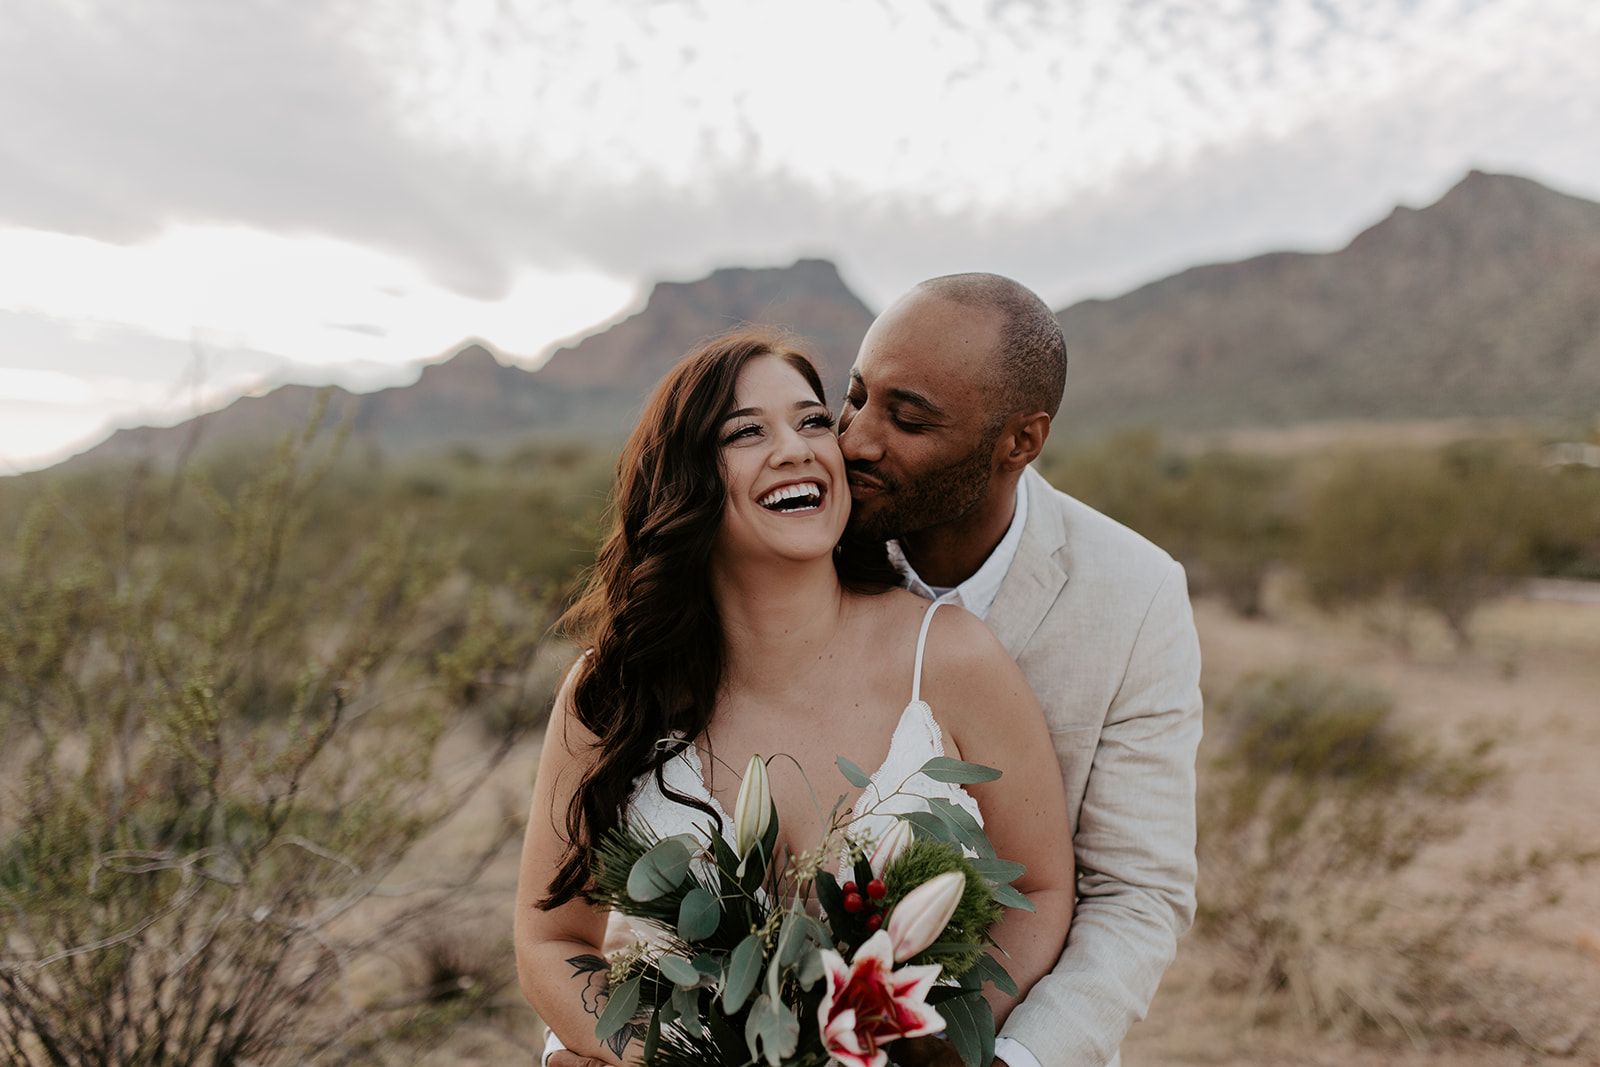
top-left (887, 475), bottom-right (1029, 622)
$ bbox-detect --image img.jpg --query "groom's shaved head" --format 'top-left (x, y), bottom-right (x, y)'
top-left (914, 273), bottom-right (1067, 424)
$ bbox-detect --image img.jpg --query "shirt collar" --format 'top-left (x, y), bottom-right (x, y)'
top-left (886, 475), bottom-right (1029, 620)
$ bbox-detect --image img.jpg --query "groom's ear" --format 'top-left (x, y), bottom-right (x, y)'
top-left (995, 411), bottom-right (1051, 472)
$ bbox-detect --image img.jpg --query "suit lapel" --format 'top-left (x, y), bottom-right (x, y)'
top-left (985, 467), bottom-right (1071, 659)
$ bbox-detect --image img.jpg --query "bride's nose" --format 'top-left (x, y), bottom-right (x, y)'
top-left (769, 424), bottom-right (815, 466)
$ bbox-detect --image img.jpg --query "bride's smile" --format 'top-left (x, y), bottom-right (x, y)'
top-left (714, 353), bottom-right (849, 566)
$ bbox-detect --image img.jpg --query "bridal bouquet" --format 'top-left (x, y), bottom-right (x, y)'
top-left (587, 752), bottom-right (1033, 1067)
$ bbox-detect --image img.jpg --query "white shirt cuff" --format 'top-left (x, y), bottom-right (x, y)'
top-left (993, 1036), bottom-right (1042, 1067)
top-left (542, 1027), bottom-right (566, 1067)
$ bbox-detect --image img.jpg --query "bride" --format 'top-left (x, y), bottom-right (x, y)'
top-left (515, 331), bottom-right (1074, 1065)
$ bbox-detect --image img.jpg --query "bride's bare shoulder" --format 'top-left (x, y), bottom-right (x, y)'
top-left (846, 591), bottom-right (1009, 669)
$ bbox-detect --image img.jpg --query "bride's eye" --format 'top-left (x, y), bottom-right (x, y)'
top-left (722, 422), bottom-right (761, 445)
top-left (800, 412), bottom-right (835, 432)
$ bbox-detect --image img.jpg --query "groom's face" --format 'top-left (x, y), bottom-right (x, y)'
top-left (837, 292), bottom-right (1005, 543)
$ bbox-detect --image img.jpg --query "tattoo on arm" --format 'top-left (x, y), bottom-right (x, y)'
top-left (566, 953), bottom-right (648, 1058)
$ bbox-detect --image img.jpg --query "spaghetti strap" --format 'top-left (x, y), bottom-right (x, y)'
top-left (910, 601), bottom-right (942, 704)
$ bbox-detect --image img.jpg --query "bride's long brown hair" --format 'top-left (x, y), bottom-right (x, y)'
top-left (541, 329), bottom-right (896, 908)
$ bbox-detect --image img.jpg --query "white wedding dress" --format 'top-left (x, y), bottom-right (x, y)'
top-left (544, 601), bottom-right (980, 1064)
top-left (626, 600), bottom-right (983, 868)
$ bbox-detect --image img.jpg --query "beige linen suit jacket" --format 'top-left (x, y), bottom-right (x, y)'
top-left (987, 467), bottom-right (1203, 1067)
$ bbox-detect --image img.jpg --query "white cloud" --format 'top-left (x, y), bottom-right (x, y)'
top-left (3, 0), bottom-right (1599, 472)
top-left (0, 225), bottom-right (635, 367)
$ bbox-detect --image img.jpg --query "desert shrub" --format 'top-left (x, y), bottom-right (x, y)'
top-left (1297, 443), bottom-right (1540, 646)
top-left (0, 413), bottom-right (552, 1065)
top-left (1525, 461), bottom-right (1600, 580)
top-left (1164, 451), bottom-right (1298, 617)
top-left (1041, 433), bottom-right (1297, 617)
top-left (1194, 666), bottom-right (1600, 1046)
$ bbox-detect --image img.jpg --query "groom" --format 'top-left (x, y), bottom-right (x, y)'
top-left (839, 273), bottom-right (1202, 1067)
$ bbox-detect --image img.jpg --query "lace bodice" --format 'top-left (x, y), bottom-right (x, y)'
top-left (625, 601), bottom-right (982, 868)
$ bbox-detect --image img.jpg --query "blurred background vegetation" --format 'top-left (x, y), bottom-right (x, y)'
top-left (1, 411), bottom-right (1597, 1062)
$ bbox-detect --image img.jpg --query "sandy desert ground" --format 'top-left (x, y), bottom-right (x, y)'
top-left (403, 580), bottom-right (1600, 1066)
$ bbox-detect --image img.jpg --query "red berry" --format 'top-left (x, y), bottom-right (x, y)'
top-left (866, 913), bottom-right (882, 932)
top-left (842, 881), bottom-right (857, 895)
top-left (843, 892), bottom-right (864, 913)
top-left (866, 878), bottom-right (886, 900)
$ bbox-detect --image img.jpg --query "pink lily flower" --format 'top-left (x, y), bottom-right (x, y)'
top-left (816, 930), bottom-right (945, 1067)
top-left (868, 820), bottom-right (914, 879)
top-left (886, 871), bottom-right (965, 962)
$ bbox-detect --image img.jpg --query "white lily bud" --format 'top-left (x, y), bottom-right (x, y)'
top-left (869, 820), bottom-right (915, 879)
top-left (732, 754), bottom-right (771, 861)
top-left (886, 871), bottom-right (966, 962)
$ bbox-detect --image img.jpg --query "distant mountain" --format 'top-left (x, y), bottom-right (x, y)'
top-left (1051, 170), bottom-right (1600, 433)
top-left (67, 259), bottom-right (873, 467)
top-left (539, 257), bottom-right (872, 403)
top-left (56, 172), bottom-right (1600, 473)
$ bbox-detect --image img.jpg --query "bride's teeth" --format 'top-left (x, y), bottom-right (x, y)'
top-left (759, 482), bottom-right (822, 508)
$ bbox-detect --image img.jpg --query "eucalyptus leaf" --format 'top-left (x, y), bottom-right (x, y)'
top-left (642, 1005), bottom-right (662, 1061)
top-left (798, 946), bottom-right (826, 990)
top-left (626, 837), bottom-right (691, 902)
top-left (594, 976), bottom-right (641, 1043)
top-left (901, 810), bottom-right (954, 843)
top-left (723, 933), bottom-right (763, 1013)
top-left (990, 881), bottom-right (1036, 912)
top-left (958, 953), bottom-right (1019, 996)
top-left (837, 756), bottom-right (872, 788)
top-left (659, 954), bottom-right (702, 988)
top-left (918, 756), bottom-right (1002, 784)
top-left (912, 940), bottom-right (987, 958)
top-left (968, 858), bottom-right (1027, 885)
top-left (672, 983), bottom-right (702, 1036)
top-left (775, 912), bottom-right (810, 968)
top-left (927, 797), bottom-right (996, 859)
top-left (677, 886), bottom-right (720, 942)
top-left (939, 991), bottom-right (995, 1067)
top-left (744, 992), bottom-right (800, 1065)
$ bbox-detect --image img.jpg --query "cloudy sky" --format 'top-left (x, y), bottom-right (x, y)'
top-left (3, 0), bottom-right (1598, 472)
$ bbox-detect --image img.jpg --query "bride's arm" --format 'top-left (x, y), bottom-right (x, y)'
top-left (923, 609), bottom-right (1075, 1025)
top-left (515, 664), bottom-right (642, 1066)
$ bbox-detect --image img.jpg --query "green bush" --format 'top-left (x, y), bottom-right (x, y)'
top-left (1041, 433), bottom-right (1297, 617)
top-left (1298, 443), bottom-right (1539, 646)
top-left (0, 414), bottom-right (555, 1065)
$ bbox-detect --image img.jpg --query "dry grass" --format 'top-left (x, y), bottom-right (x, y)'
top-left (1123, 583), bottom-right (1600, 1066)
top-left (388, 581), bottom-right (1600, 1065)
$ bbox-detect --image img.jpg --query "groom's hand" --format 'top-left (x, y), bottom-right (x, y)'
top-left (891, 1036), bottom-right (1010, 1067)
top-left (547, 1052), bottom-right (607, 1067)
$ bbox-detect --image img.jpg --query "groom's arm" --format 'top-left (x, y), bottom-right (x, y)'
top-left (999, 560), bottom-right (1203, 1067)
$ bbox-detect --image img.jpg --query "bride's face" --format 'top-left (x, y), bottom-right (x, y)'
top-left (714, 355), bottom-right (850, 568)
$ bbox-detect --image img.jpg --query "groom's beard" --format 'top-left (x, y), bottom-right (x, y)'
top-left (844, 445), bottom-right (992, 545)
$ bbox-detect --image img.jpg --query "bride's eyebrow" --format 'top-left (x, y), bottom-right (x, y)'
top-left (721, 400), bottom-right (825, 422)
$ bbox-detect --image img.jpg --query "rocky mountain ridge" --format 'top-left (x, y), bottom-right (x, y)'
top-left (58, 170), bottom-right (1600, 470)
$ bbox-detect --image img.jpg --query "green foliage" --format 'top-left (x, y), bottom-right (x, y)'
top-left (1041, 432), bottom-right (1298, 618)
top-left (1298, 443), bottom-right (1541, 645)
top-left (1040, 430), bottom-right (1600, 633)
top-left (881, 838), bottom-right (1004, 978)
top-left (0, 412), bottom-right (555, 1065)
